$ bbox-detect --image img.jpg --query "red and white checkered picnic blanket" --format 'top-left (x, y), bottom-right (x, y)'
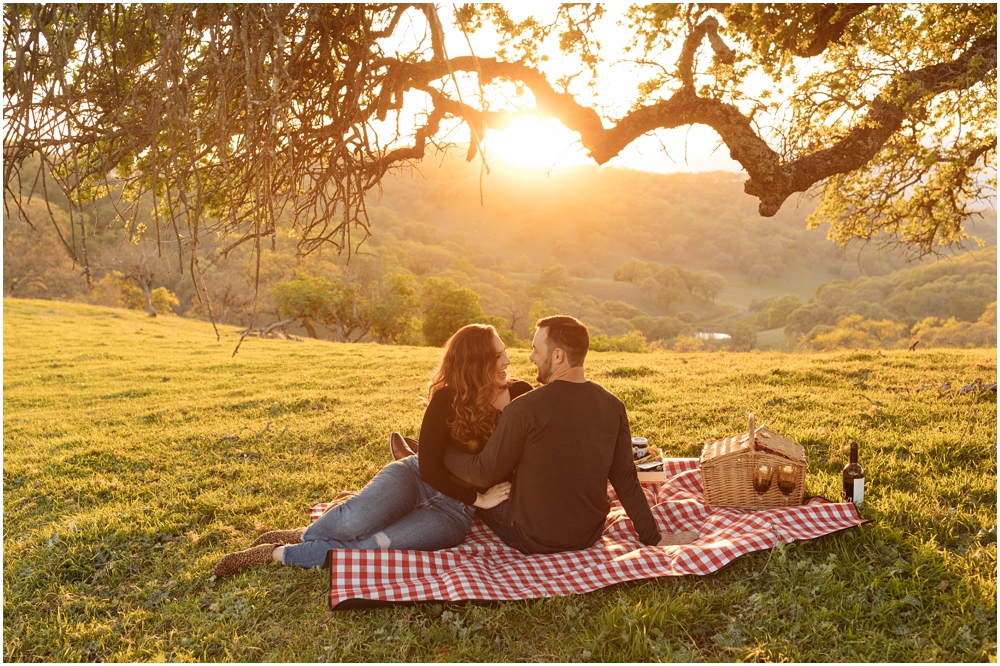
top-left (312, 459), bottom-right (865, 609)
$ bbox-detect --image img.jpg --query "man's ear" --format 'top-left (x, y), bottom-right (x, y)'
top-left (552, 348), bottom-right (566, 366)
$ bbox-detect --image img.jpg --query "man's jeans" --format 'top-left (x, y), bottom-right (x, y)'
top-left (282, 455), bottom-right (475, 568)
top-left (476, 500), bottom-right (536, 554)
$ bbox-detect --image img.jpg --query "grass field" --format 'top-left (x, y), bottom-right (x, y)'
top-left (3, 298), bottom-right (996, 662)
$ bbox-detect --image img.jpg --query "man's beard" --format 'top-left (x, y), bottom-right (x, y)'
top-left (535, 351), bottom-right (554, 384)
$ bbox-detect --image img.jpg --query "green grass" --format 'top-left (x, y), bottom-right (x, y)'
top-left (3, 297), bottom-right (996, 662)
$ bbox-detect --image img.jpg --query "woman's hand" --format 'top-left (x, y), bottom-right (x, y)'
top-left (473, 481), bottom-right (511, 509)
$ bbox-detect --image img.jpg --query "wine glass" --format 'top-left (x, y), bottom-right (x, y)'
top-left (753, 463), bottom-right (774, 510)
top-left (777, 465), bottom-right (797, 506)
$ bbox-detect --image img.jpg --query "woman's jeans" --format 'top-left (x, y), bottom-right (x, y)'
top-left (281, 455), bottom-right (475, 568)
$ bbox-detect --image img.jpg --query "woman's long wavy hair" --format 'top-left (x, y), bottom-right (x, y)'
top-left (427, 324), bottom-right (512, 444)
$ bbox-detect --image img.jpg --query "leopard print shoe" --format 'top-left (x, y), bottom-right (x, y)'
top-left (211, 543), bottom-right (277, 578)
top-left (250, 528), bottom-right (304, 548)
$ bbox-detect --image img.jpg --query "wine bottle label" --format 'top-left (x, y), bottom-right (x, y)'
top-left (853, 478), bottom-right (864, 505)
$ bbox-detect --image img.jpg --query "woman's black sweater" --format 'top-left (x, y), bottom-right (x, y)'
top-left (418, 380), bottom-right (533, 505)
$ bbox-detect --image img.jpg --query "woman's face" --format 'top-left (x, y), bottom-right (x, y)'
top-left (492, 333), bottom-right (510, 388)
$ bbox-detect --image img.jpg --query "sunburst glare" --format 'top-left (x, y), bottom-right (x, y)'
top-left (484, 116), bottom-right (588, 171)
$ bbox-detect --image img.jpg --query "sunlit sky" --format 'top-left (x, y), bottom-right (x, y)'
top-left (378, 7), bottom-right (746, 175)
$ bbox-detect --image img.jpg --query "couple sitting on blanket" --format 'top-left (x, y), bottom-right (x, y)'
top-left (212, 316), bottom-right (696, 578)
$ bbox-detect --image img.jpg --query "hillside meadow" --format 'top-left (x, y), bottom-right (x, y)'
top-left (3, 298), bottom-right (996, 662)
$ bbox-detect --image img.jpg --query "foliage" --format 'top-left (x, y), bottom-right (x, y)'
top-left (672, 335), bottom-right (705, 352)
top-left (749, 294), bottom-right (805, 331)
top-left (5, 160), bottom-right (996, 351)
top-left (86, 272), bottom-right (179, 317)
top-left (806, 315), bottom-right (911, 352)
top-left (725, 321), bottom-right (757, 352)
top-left (614, 258), bottom-right (727, 306)
top-left (377, 161), bottom-right (997, 291)
top-left (539, 264), bottom-right (572, 289)
top-left (780, 247), bottom-right (996, 346)
top-left (272, 273), bottom-right (420, 343)
top-left (422, 287), bottom-right (489, 347)
top-left (2, 199), bottom-right (87, 300)
top-left (273, 276), bottom-right (346, 339)
top-left (4, 298), bottom-right (995, 661)
top-left (630, 314), bottom-right (692, 343)
top-left (367, 274), bottom-right (421, 345)
top-left (911, 303), bottom-right (998, 349)
top-left (589, 330), bottom-right (651, 353)
top-left (3, 3), bottom-right (994, 306)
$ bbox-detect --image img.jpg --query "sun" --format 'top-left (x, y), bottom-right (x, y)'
top-left (483, 116), bottom-right (588, 171)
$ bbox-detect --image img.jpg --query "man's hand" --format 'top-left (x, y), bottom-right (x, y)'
top-left (657, 531), bottom-right (698, 546)
top-left (473, 481), bottom-right (512, 509)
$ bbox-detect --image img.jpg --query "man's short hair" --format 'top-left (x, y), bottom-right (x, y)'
top-left (536, 315), bottom-right (589, 367)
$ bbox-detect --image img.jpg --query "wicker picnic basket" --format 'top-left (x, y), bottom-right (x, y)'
top-left (699, 413), bottom-right (807, 509)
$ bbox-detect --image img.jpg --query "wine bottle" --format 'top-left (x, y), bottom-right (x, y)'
top-left (842, 441), bottom-right (865, 505)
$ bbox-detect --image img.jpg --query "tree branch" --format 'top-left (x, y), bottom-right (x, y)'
top-left (388, 27), bottom-right (995, 217)
top-left (792, 4), bottom-right (879, 58)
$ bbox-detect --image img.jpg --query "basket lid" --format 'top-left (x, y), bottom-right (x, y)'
top-left (700, 415), bottom-right (806, 465)
top-left (752, 427), bottom-right (806, 463)
top-left (700, 431), bottom-right (754, 464)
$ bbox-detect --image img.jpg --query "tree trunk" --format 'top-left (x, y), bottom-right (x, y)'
top-left (140, 284), bottom-right (156, 317)
top-left (299, 316), bottom-right (318, 338)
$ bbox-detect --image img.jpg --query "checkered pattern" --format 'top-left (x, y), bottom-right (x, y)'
top-left (314, 459), bottom-right (865, 609)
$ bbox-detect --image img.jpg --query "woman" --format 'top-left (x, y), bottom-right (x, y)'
top-left (212, 324), bottom-right (532, 577)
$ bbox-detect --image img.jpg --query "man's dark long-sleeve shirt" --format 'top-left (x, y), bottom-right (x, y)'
top-left (444, 380), bottom-right (659, 553)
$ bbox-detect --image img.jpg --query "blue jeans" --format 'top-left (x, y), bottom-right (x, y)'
top-left (281, 455), bottom-right (475, 568)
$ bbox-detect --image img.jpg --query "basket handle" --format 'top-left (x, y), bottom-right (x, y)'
top-left (747, 412), bottom-right (756, 449)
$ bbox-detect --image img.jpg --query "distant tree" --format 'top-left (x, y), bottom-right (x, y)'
top-left (590, 330), bottom-right (650, 353)
top-left (3, 201), bottom-right (86, 300)
top-left (273, 272), bottom-right (420, 343)
top-left (613, 258), bottom-right (658, 283)
top-left (785, 302), bottom-right (836, 338)
top-left (539, 264), bottom-right (572, 289)
top-left (407, 244), bottom-right (458, 276)
top-left (911, 302), bottom-right (997, 348)
top-left (507, 255), bottom-right (535, 273)
top-left (726, 321), bottom-right (757, 352)
top-left (187, 268), bottom-right (256, 326)
top-left (656, 287), bottom-right (684, 308)
top-left (806, 314), bottom-right (909, 351)
top-left (368, 274), bottom-right (420, 344)
top-left (602, 300), bottom-right (646, 320)
top-left (422, 288), bottom-right (487, 347)
top-left (655, 265), bottom-right (686, 292)
top-left (100, 243), bottom-right (177, 318)
top-left (453, 258), bottom-right (478, 276)
top-left (420, 277), bottom-right (462, 314)
top-left (528, 301), bottom-right (559, 329)
top-left (638, 277), bottom-right (660, 303)
top-left (693, 272), bottom-right (727, 302)
top-left (500, 290), bottom-right (536, 338)
top-left (111, 275), bottom-right (179, 315)
top-left (672, 335), bottom-right (705, 352)
top-left (527, 284), bottom-right (552, 301)
top-left (630, 314), bottom-right (690, 341)
top-left (832, 300), bottom-right (898, 324)
top-left (273, 276), bottom-right (341, 339)
top-left (749, 294), bottom-right (804, 330)
top-left (323, 279), bottom-right (373, 342)
top-left (748, 263), bottom-right (778, 285)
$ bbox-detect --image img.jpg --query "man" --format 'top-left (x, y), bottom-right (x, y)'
top-left (445, 315), bottom-right (696, 554)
